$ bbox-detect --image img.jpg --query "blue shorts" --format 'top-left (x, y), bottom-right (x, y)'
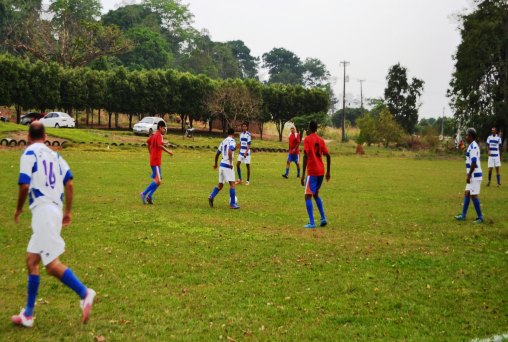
top-left (151, 166), bottom-right (162, 179)
top-left (287, 154), bottom-right (299, 163)
top-left (304, 175), bottom-right (324, 195)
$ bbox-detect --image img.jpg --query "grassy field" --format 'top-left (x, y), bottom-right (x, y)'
top-left (0, 142), bottom-right (507, 341)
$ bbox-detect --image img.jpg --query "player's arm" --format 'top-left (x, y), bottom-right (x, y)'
top-left (300, 152), bottom-right (308, 186)
top-left (14, 184), bottom-right (29, 224)
top-left (467, 151), bottom-right (479, 184)
top-left (228, 147), bottom-right (233, 168)
top-left (245, 137), bottom-right (251, 156)
top-left (63, 180), bottom-right (73, 227)
top-left (161, 144), bottom-right (173, 156)
top-left (214, 150), bottom-right (220, 169)
top-left (325, 152), bottom-right (331, 181)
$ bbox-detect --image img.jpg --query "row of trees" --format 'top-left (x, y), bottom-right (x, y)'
top-left (0, 53), bottom-right (329, 140)
top-left (0, 0), bottom-right (332, 90)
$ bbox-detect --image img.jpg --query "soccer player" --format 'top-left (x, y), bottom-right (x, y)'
top-left (282, 125), bottom-right (301, 178)
top-left (455, 128), bottom-right (484, 224)
top-left (300, 120), bottom-right (331, 228)
top-left (486, 126), bottom-right (502, 187)
top-left (235, 122), bottom-right (252, 185)
top-left (208, 128), bottom-right (240, 209)
top-left (12, 122), bottom-right (95, 327)
top-left (140, 120), bottom-right (173, 204)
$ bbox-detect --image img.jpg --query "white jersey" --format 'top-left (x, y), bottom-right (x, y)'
top-left (466, 141), bottom-right (482, 181)
top-left (19, 143), bottom-right (72, 210)
top-left (217, 136), bottom-right (236, 168)
top-left (486, 134), bottom-right (502, 157)
top-left (239, 131), bottom-right (251, 156)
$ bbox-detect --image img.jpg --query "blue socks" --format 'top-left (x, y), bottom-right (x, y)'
top-left (297, 167), bottom-right (300, 177)
top-left (237, 166), bottom-right (242, 181)
top-left (61, 268), bottom-right (87, 299)
top-left (461, 196), bottom-right (471, 218)
top-left (497, 175), bottom-right (501, 185)
top-left (24, 274), bottom-right (40, 317)
top-left (472, 198), bottom-right (483, 219)
top-left (210, 187), bottom-right (219, 199)
top-left (315, 197), bottom-right (326, 221)
top-left (285, 168), bottom-right (289, 176)
top-left (305, 198), bottom-right (314, 225)
top-left (148, 184), bottom-right (159, 198)
top-left (143, 182), bottom-right (157, 196)
top-left (230, 188), bottom-right (236, 206)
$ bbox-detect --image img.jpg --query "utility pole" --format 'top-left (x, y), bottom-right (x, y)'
top-left (358, 79), bottom-right (365, 112)
top-left (340, 60), bottom-right (349, 142)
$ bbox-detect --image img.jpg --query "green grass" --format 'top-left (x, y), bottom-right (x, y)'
top-left (0, 145), bottom-right (507, 341)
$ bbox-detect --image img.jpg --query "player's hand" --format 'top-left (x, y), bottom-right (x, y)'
top-left (62, 211), bottom-right (72, 227)
top-left (243, 153), bottom-right (247, 158)
top-left (466, 175), bottom-right (471, 184)
top-left (300, 176), bottom-right (305, 186)
top-left (168, 150), bottom-right (174, 157)
top-left (326, 172), bottom-right (331, 182)
top-left (14, 209), bottom-right (22, 224)
top-left (229, 164), bottom-right (233, 169)
top-left (213, 164), bottom-right (218, 170)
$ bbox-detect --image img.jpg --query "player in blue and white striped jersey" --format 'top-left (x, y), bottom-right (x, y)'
top-left (455, 128), bottom-right (484, 224)
top-left (235, 122), bottom-right (252, 185)
top-left (208, 128), bottom-right (240, 209)
top-left (486, 127), bottom-right (502, 186)
top-left (11, 122), bottom-right (95, 328)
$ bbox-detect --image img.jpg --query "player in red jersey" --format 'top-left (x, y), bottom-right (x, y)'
top-left (140, 120), bottom-right (173, 204)
top-left (282, 125), bottom-right (301, 178)
top-left (300, 120), bottom-right (331, 228)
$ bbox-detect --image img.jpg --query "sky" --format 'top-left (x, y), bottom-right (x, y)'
top-left (101, 0), bottom-right (473, 119)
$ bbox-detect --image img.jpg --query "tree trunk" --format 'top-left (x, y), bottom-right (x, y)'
top-left (114, 112), bottom-right (119, 129)
top-left (86, 108), bottom-right (90, 127)
top-left (15, 104), bottom-right (22, 124)
top-left (276, 120), bottom-right (284, 142)
top-left (129, 113), bottom-right (133, 130)
top-left (258, 121), bottom-right (264, 140)
top-left (209, 118), bottom-right (213, 133)
top-left (98, 109), bottom-right (101, 127)
top-left (91, 109), bottom-right (94, 127)
top-left (108, 111), bottom-right (112, 129)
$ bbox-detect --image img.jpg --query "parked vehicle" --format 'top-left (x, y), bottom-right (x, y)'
top-left (39, 112), bottom-right (75, 128)
top-left (0, 115), bottom-right (9, 122)
top-left (20, 112), bottom-right (45, 125)
top-left (133, 117), bottom-right (165, 135)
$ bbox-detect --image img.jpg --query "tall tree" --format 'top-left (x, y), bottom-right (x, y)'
top-left (448, 0), bottom-right (508, 137)
top-left (384, 63), bottom-right (424, 134)
top-left (302, 57), bottom-right (330, 88)
top-left (262, 47), bottom-right (303, 85)
top-left (227, 40), bottom-right (259, 79)
top-left (119, 26), bottom-right (173, 70)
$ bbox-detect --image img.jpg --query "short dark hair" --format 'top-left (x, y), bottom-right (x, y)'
top-left (242, 122), bottom-right (249, 127)
top-left (309, 120), bottom-right (318, 133)
top-left (227, 128), bottom-right (235, 135)
top-left (29, 122), bottom-right (45, 140)
top-left (466, 127), bottom-right (477, 139)
top-left (157, 120), bottom-right (166, 129)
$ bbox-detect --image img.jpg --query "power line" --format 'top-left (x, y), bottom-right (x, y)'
top-left (340, 60), bottom-right (350, 143)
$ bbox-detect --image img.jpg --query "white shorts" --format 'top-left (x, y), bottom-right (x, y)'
top-left (465, 180), bottom-right (482, 196)
top-left (488, 156), bottom-right (501, 168)
top-left (27, 204), bottom-right (65, 266)
top-left (219, 166), bottom-right (235, 184)
top-left (237, 153), bottom-right (251, 164)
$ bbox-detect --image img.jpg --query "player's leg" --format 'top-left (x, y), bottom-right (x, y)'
top-left (283, 155), bottom-right (291, 178)
top-left (209, 170), bottom-right (224, 207)
top-left (312, 177), bottom-right (326, 226)
top-left (147, 167), bottom-right (162, 204)
top-left (45, 258), bottom-right (96, 323)
top-left (141, 166), bottom-right (158, 204)
top-left (495, 165), bottom-right (501, 185)
top-left (11, 253), bottom-right (41, 327)
top-left (236, 160), bottom-right (242, 184)
top-left (487, 166), bottom-right (492, 186)
top-left (304, 176), bottom-right (316, 228)
top-left (471, 192), bottom-right (484, 223)
top-left (228, 166), bottom-right (239, 208)
top-left (295, 156), bottom-right (301, 178)
top-left (456, 189), bottom-right (471, 220)
top-left (246, 163), bottom-right (251, 185)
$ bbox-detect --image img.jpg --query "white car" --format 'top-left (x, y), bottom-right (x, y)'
top-left (39, 112), bottom-right (75, 128)
top-left (133, 117), bottom-right (165, 135)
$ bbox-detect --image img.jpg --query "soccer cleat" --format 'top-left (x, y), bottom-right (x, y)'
top-left (208, 197), bottom-right (214, 208)
top-left (11, 309), bottom-right (33, 328)
top-left (304, 223), bottom-right (316, 229)
top-left (146, 196), bottom-right (153, 205)
top-left (282, 174), bottom-right (288, 179)
top-left (320, 219), bottom-right (328, 227)
top-left (487, 181), bottom-right (490, 187)
top-left (474, 217), bottom-right (484, 224)
top-left (245, 181), bottom-right (250, 186)
top-left (230, 204), bottom-right (240, 209)
top-left (235, 179), bottom-right (242, 185)
top-left (80, 288), bottom-right (96, 324)
top-left (454, 214), bottom-right (465, 221)
top-left (139, 192), bottom-right (147, 205)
